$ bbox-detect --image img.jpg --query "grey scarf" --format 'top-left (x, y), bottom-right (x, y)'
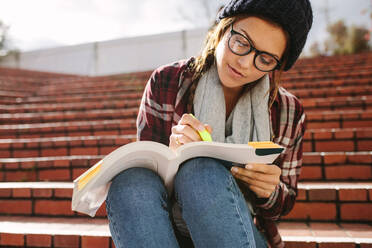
top-left (193, 63), bottom-right (271, 144)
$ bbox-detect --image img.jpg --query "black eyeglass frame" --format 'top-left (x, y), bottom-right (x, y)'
top-left (228, 23), bottom-right (282, 72)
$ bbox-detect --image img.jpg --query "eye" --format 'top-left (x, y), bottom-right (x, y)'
top-left (259, 55), bottom-right (275, 65)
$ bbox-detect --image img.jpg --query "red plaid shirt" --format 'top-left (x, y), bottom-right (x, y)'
top-left (136, 58), bottom-right (306, 248)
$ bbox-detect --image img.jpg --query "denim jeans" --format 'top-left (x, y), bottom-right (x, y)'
top-left (106, 157), bottom-right (267, 248)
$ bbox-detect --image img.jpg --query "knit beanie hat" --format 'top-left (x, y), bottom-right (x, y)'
top-left (217, 0), bottom-right (313, 71)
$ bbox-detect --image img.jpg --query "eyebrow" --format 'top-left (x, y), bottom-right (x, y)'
top-left (238, 27), bottom-right (281, 60)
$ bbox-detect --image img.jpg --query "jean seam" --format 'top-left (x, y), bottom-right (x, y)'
top-left (228, 175), bottom-right (253, 248)
top-left (106, 199), bottom-right (123, 248)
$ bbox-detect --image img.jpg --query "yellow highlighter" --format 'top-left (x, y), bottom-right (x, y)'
top-left (190, 113), bottom-right (213, 142)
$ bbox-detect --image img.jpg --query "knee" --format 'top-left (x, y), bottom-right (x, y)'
top-left (174, 158), bottom-right (232, 205)
top-left (107, 167), bottom-right (167, 211)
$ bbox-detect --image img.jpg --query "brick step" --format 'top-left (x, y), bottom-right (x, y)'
top-left (0, 128), bottom-right (370, 159)
top-left (301, 151), bottom-right (372, 181)
top-left (282, 182), bottom-right (372, 222)
top-left (281, 69), bottom-right (372, 83)
top-left (282, 77), bottom-right (371, 91)
top-left (0, 107), bottom-right (139, 124)
top-left (0, 151), bottom-right (370, 182)
top-left (0, 119), bottom-right (137, 139)
top-left (0, 182), bottom-right (371, 222)
top-left (1, 110), bottom-right (371, 139)
top-left (0, 134), bottom-right (136, 159)
top-left (0, 155), bottom-right (103, 182)
top-left (303, 127), bottom-right (372, 153)
top-left (290, 84), bottom-right (372, 99)
top-left (306, 109), bottom-right (372, 129)
top-left (0, 98), bottom-right (141, 114)
top-left (0, 217), bottom-right (371, 247)
top-left (32, 84), bottom-right (144, 99)
top-left (302, 95), bottom-right (372, 112)
top-left (5, 91), bottom-right (143, 106)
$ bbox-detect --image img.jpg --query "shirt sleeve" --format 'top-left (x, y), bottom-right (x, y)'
top-left (136, 69), bottom-right (170, 146)
top-left (255, 107), bottom-right (306, 220)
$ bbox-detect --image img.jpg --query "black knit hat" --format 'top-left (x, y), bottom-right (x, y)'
top-left (217, 0), bottom-right (313, 71)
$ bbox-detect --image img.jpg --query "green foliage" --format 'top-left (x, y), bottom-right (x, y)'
top-left (326, 19), bottom-right (370, 55)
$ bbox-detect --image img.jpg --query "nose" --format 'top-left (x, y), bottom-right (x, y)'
top-left (237, 52), bottom-right (255, 70)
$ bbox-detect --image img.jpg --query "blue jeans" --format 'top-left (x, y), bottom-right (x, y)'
top-left (106, 157), bottom-right (267, 248)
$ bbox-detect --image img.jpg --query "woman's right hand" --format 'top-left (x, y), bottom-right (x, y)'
top-left (169, 114), bottom-right (213, 151)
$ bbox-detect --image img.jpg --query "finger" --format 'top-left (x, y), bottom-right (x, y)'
top-left (245, 163), bottom-right (281, 175)
top-left (249, 185), bottom-right (273, 198)
top-left (205, 124), bottom-right (213, 134)
top-left (231, 167), bottom-right (280, 185)
top-left (176, 133), bottom-right (194, 144)
top-left (173, 124), bottom-right (202, 141)
top-left (232, 172), bottom-right (276, 191)
top-left (179, 114), bottom-right (206, 133)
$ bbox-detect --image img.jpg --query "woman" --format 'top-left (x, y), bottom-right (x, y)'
top-left (106, 0), bottom-right (313, 247)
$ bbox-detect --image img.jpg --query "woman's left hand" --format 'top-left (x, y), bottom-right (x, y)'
top-left (231, 163), bottom-right (281, 198)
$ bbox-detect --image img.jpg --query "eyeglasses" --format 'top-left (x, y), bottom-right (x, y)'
top-left (228, 23), bottom-right (282, 72)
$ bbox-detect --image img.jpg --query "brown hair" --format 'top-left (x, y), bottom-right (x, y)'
top-left (189, 14), bottom-right (290, 109)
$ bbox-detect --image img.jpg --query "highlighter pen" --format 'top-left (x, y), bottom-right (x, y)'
top-left (189, 113), bottom-right (213, 142)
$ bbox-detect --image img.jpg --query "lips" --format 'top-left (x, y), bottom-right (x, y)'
top-left (228, 64), bottom-right (244, 78)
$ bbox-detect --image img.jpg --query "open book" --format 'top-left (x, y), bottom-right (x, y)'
top-left (71, 141), bottom-right (284, 217)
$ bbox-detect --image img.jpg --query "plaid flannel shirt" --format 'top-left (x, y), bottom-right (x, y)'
top-left (136, 58), bottom-right (306, 248)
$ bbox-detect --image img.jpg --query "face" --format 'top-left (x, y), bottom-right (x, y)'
top-left (215, 16), bottom-right (287, 92)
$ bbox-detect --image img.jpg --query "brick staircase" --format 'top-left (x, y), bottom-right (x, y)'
top-left (0, 53), bottom-right (371, 248)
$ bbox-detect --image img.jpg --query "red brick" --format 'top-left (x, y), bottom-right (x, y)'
top-left (361, 244), bottom-right (372, 248)
top-left (33, 188), bottom-right (53, 198)
top-left (358, 140), bottom-right (372, 151)
top-left (0, 189), bottom-right (11, 197)
top-left (315, 141), bottom-right (354, 152)
top-left (83, 139), bottom-right (98, 146)
top-left (26, 234), bottom-right (52, 247)
top-left (70, 147), bottom-right (98, 155)
top-left (356, 129), bottom-right (372, 138)
top-left (13, 149), bottom-right (39, 158)
top-left (12, 188), bottom-right (31, 198)
top-left (314, 132), bottom-right (333, 140)
top-left (309, 189), bottom-right (336, 201)
top-left (41, 148), bottom-right (68, 157)
top-left (72, 168), bottom-right (87, 180)
top-left (39, 169), bottom-right (70, 181)
top-left (300, 166), bottom-right (322, 180)
top-left (339, 189), bottom-right (367, 201)
top-left (81, 236), bottom-right (110, 248)
top-left (0, 150), bottom-right (11, 158)
top-left (0, 200), bottom-right (32, 214)
top-left (341, 203), bottom-right (372, 221)
top-left (95, 202), bottom-right (108, 217)
top-left (285, 242), bottom-right (316, 248)
top-left (344, 120), bottom-right (372, 128)
top-left (0, 233), bottom-right (24, 246)
top-left (348, 154), bottom-right (372, 164)
top-left (100, 146), bottom-right (117, 155)
top-left (297, 189), bottom-right (307, 201)
top-left (5, 171), bottom-right (36, 182)
top-left (335, 130), bottom-right (354, 139)
top-left (35, 200), bottom-right (73, 216)
top-left (324, 154), bottom-right (347, 164)
top-left (303, 141), bottom-right (312, 152)
top-left (54, 160), bottom-right (70, 167)
top-left (284, 202), bottom-right (336, 220)
top-left (302, 154), bottom-right (322, 165)
top-left (369, 189), bottom-right (372, 200)
top-left (20, 161), bottom-right (36, 169)
top-left (54, 235), bottom-right (79, 248)
top-left (318, 243), bottom-right (355, 248)
top-left (54, 188), bottom-right (73, 198)
top-left (325, 165), bottom-right (372, 180)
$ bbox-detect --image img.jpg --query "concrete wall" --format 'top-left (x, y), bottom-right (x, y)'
top-left (0, 27), bottom-right (208, 76)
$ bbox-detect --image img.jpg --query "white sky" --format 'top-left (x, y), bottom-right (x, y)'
top-left (0, 0), bottom-right (371, 54)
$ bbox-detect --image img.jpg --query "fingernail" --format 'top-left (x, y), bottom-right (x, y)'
top-left (198, 125), bottom-right (206, 132)
top-left (231, 167), bottom-right (238, 173)
top-left (245, 164), bottom-right (252, 169)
